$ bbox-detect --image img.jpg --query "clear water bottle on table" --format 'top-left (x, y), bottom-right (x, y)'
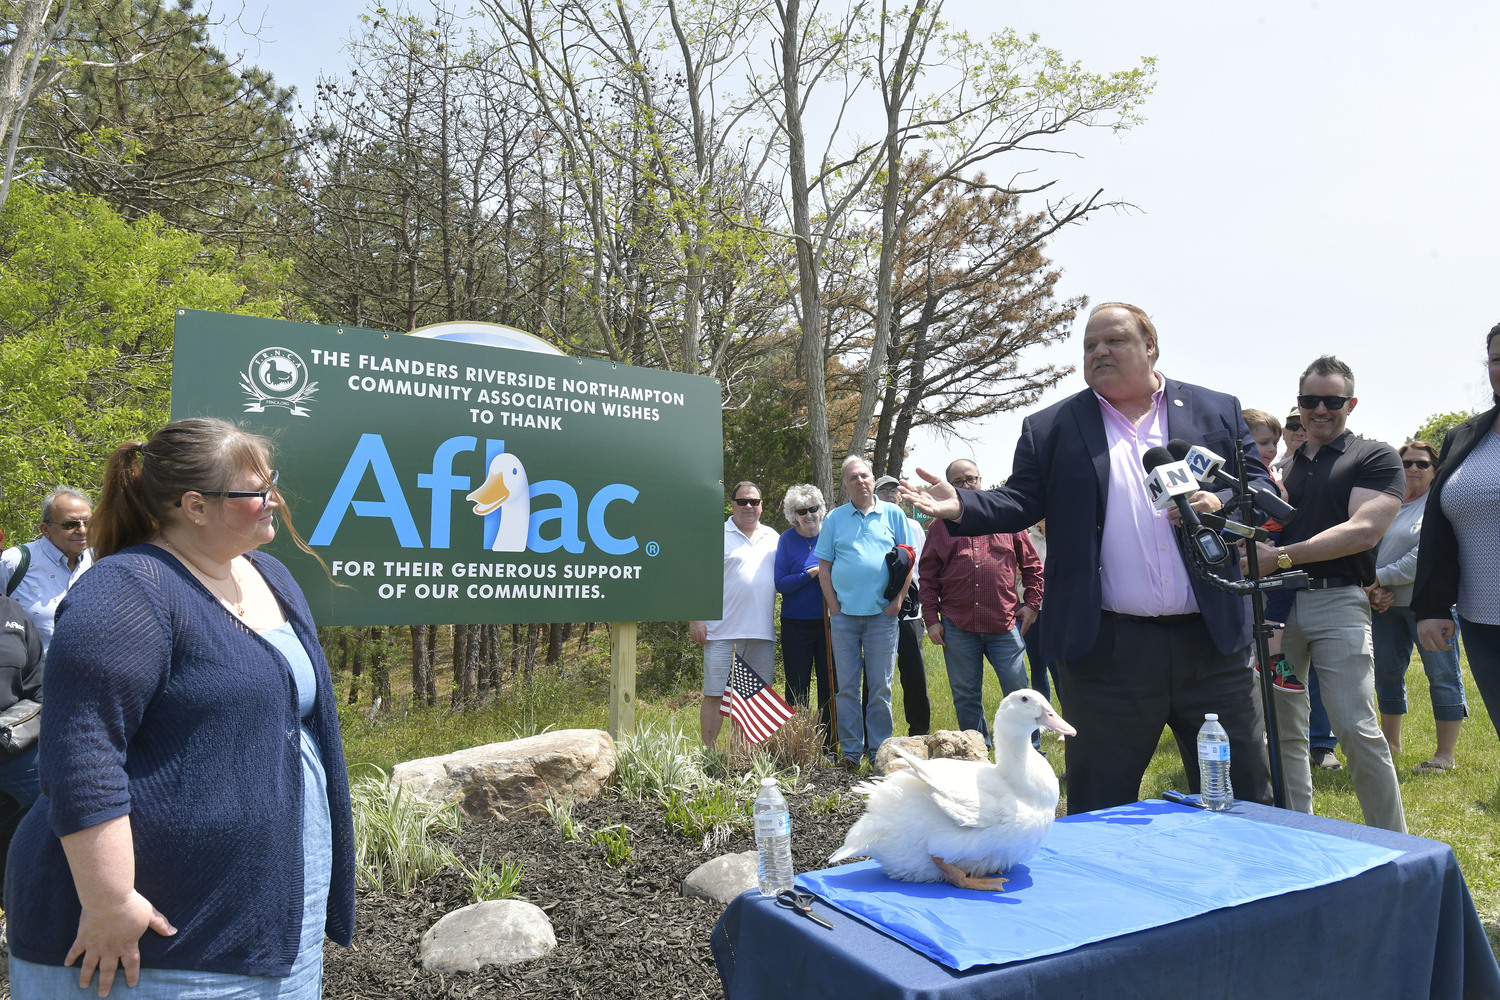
top-left (1197, 713), bottom-right (1233, 811)
top-left (754, 777), bottom-right (794, 895)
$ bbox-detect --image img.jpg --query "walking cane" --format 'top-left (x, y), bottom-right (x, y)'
top-left (821, 603), bottom-right (838, 751)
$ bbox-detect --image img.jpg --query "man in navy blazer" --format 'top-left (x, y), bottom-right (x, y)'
top-left (907, 303), bottom-right (1274, 813)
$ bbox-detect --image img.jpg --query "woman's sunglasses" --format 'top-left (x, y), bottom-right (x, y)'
top-left (1402, 459), bottom-right (1431, 470)
top-left (794, 506), bottom-right (820, 516)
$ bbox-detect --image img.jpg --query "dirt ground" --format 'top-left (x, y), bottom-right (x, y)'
top-left (321, 764), bottom-right (871, 1000)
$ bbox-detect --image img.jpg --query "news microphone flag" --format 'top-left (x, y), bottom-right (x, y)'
top-left (719, 650), bottom-right (794, 743)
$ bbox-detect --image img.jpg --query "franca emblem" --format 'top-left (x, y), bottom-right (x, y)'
top-left (241, 347), bottom-right (318, 416)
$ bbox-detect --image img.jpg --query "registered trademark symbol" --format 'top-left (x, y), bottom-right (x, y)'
top-left (645, 541), bottom-right (660, 557)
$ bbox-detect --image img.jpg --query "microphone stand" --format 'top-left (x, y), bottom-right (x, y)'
top-left (1175, 449), bottom-right (1305, 810)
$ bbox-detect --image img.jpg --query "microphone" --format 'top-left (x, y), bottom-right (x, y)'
top-left (1166, 438), bottom-right (1297, 526)
top-left (1142, 447), bottom-right (1230, 566)
top-left (1199, 511), bottom-right (1270, 542)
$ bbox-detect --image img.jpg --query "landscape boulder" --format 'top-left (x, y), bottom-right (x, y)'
top-left (874, 729), bottom-right (989, 775)
top-left (419, 900), bottom-right (556, 973)
top-left (391, 729), bottom-right (617, 819)
top-left (682, 850), bottom-right (759, 904)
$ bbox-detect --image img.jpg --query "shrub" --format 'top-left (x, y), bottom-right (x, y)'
top-left (542, 797), bottom-right (581, 840)
top-left (723, 709), bottom-right (824, 784)
top-left (614, 719), bottom-right (711, 802)
top-left (663, 784), bottom-right (753, 851)
top-left (349, 767), bottom-right (460, 895)
top-left (592, 823), bottom-right (634, 866)
top-left (458, 848), bottom-right (526, 903)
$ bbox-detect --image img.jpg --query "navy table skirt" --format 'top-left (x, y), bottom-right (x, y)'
top-left (711, 801), bottom-right (1500, 1000)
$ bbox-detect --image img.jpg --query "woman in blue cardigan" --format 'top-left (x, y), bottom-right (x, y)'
top-left (5, 417), bottom-right (355, 998)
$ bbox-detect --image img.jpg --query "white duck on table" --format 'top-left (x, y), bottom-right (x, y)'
top-left (829, 689), bottom-right (1075, 890)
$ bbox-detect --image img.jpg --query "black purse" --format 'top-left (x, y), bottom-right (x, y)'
top-left (0, 698), bottom-right (40, 760)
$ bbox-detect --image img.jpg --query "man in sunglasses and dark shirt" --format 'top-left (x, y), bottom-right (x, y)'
top-left (1, 487), bottom-right (94, 651)
top-left (1243, 355), bottom-right (1407, 831)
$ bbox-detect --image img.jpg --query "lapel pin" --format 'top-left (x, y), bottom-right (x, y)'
top-left (1173, 399), bottom-right (1184, 407)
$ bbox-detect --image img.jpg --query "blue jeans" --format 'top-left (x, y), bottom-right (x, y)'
top-left (830, 612), bottom-right (899, 763)
top-left (1372, 607), bottom-right (1466, 720)
top-left (940, 619), bottom-right (1028, 744)
top-left (1458, 617), bottom-right (1500, 743)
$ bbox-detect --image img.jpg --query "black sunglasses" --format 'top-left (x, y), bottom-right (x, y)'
top-left (1296, 394), bottom-right (1351, 411)
top-left (1402, 459), bottom-right (1432, 470)
top-left (793, 506), bottom-right (820, 516)
top-left (732, 497), bottom-right (762, 507)
top-left (1285, 422), bottom-right (1303, 432)
top-left (45, 518), bottom-right (89, 530)
top-left (177, 470), bottom-right (280, 506)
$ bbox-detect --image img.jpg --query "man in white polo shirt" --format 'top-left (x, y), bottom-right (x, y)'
top-left (690, 481), bottom-right (780, 748)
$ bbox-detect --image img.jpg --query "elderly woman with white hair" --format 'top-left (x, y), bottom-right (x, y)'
top-left (775, 484), bottom-right (833, 744)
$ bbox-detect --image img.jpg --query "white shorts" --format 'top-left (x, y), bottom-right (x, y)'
top-left (702, 638), bottom-right (775, 696)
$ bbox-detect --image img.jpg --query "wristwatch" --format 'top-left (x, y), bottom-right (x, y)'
top-left (1276, 548), bottom-right (1293, 570)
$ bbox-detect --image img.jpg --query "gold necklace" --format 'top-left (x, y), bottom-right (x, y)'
top-left (160, 538), bottom-right (245, 617)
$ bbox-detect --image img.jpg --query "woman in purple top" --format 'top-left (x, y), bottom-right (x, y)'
top-left (775, 484), bottom-right (832, 747)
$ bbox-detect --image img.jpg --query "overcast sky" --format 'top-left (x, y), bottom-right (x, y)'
top-left (240, 0), bottom-right (1499, 474)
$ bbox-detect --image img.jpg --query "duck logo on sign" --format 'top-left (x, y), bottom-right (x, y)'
top-left (466, 452), bottom-right (531, 552)
top-left (242, 347), bottom-right (319, 416)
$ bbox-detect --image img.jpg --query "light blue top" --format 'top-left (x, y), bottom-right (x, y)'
top-left (1374, 494), bottom-right (1426, 607)
top-left (1441, 430), bottom-right (1500, 625)
top-left (0, 537), bottom-right (92, 650)
top-left (814, 499), bottom-right (916, 616)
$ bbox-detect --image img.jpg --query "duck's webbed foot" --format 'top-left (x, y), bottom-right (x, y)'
top-left (932, 855), bottom-right (1009, 891)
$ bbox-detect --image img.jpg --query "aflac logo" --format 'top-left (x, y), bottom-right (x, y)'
top-left (242, 347), bottom-right (318, 416)
top-left (308, 435), bottom-right (637, 554)
top-left (466, 452), bottom-right (530, 552)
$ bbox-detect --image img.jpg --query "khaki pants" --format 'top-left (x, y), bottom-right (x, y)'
top-left (1273, 586), bottom-right (1406, 833)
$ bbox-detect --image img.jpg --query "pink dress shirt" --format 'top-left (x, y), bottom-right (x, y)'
top-left (1095, 377), bottom-right (1199, 617)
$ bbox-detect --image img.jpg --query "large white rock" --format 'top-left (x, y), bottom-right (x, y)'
top-left (419, 900), bottom-right (556, 973)
top-left (682, 850), bottom-right (759, 904)
top-left (390, 729), bottom-right (617, 819)
top-left (873, 729), bottom-right (988, 775)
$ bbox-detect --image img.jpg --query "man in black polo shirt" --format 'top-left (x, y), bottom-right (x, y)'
top-left (1245, 355), bottom-right (1406, 832)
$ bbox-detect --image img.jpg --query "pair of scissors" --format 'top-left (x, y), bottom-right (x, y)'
top-left (776, 889), bottom-right (834, 930)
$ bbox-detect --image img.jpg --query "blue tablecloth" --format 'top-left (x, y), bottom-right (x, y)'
top-left (796, 800), bottom-right (1403, 970)
top-left (711, 800), bottom-right (1500, 999)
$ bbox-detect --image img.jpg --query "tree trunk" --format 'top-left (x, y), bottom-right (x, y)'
top-left (348, 630), bottom-right (363, 705)
top-left (546, 622), bottom-right (562, 666)
top-left (779, 0), bottom-right (833, 503)
top-left (409, 624), bottom-right (429, 706)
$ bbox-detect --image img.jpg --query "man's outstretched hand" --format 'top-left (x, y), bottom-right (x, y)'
top-left (900, 468), bottom-right (961, 521)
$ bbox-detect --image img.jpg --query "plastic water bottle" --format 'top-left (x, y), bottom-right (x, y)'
top-left (1197, 713), bottom-right (1233, 811)
top-left (753, 777), bottom-right (794, 895)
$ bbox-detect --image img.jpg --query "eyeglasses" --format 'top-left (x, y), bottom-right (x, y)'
top-left (794, 506), bottom-right (820, 516)
top-left (732, 497), bottom-right (762, 507)
top-left (1402, 459), bottom-right (1432, 469)
top-left (45, 518), bottom-right (89, 531)
top-left (949, 474), bottom-right (981, 487)
top-left (180, 470), bottom-right (280, 508)
top-left (1296, 394), bottom-right (1351, 411)
top-left (1285, 423), bottom-right (1303, 432)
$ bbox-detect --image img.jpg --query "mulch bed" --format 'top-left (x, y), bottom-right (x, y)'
top-left (322, 764), bottom-right (873, 1000)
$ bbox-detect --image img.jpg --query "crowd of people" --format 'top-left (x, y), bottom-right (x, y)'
top-left (701, 307), bottom-right (1500, 842)
top-left (0, 310), bottom-right (1495, 995)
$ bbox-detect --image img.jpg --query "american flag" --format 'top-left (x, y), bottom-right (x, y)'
top-left (718, 650), bottom-right (794, 743)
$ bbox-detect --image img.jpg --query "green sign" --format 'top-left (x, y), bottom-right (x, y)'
top-left (170, 311), bottom-right (725, 625)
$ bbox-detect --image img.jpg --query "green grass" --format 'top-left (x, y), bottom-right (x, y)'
top-left (337, 640), bottom-right (1499, 949)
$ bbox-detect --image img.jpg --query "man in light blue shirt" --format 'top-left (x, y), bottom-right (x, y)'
top-left (817, 457), bottom-right (917, 766)
top-left (2, 487), bottom-right (94, 651)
